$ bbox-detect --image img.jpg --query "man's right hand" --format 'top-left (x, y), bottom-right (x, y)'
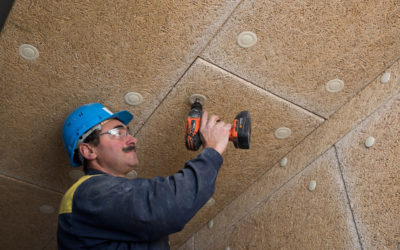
top-left (199, 111), bottom-right (231, 155)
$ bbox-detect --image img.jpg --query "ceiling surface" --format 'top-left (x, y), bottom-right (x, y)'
top-left (1, 0), bottom-right (399, 249)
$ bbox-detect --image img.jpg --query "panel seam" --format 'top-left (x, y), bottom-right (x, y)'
top-left (0, 172), bottom-right (64, 195)
top-left (198, 56), bottom-right (327, 120)
top-left (133, 0), bottom-right (245, 137)
top-left (333, 145), bottom-right (364, 250)
top-left (199, 145), bottom-right (337, 250)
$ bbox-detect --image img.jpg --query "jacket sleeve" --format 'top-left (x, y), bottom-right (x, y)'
top-left (72, 147), bottom-right (223, 241)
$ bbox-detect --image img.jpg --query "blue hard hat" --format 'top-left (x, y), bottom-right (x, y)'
top-left (62, 103), bottom-right (134, 166)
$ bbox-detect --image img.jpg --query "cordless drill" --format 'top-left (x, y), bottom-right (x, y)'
top-left (185, 99), bottom-right (251, 151)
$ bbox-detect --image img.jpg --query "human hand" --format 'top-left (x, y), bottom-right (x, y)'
top-left (199, 111), bottom-right (231, 155)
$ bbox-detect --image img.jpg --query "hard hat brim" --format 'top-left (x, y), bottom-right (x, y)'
top-left (109, 110), bottom-right (134, 126)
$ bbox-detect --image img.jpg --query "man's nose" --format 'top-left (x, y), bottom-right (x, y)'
top-left (126, 135), bottom-right (137, 145)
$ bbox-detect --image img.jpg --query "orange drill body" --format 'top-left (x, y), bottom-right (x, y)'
top-left (184, 100), bottom-right (203, 151)
top-left (185, 100), bottom-right (251, 151)
top-left (229, 119), bottom-right (239, 143)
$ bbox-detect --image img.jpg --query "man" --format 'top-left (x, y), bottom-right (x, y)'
top-left (58, 103), bottom-right (231, 249)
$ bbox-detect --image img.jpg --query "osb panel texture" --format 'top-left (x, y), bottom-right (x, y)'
top-left (336, 93), bottom-right (400, 249)
top-left (179, 236), bottom-right (194, 250)
top-left (0, 175), bottom-right (61, 250)
top-left (0, 0), bottom-right (239, 191)
top-left (190, 57), bottom-right (400, 250)
top-left (204, 148), bottom-right (360, 250)
top-left (134, 58), bottom-right (323, 248)
top-left (201, 0), bottom-right (400, 118)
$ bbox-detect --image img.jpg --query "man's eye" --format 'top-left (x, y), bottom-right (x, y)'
top-left (109, 129), bottom-right (120, 136)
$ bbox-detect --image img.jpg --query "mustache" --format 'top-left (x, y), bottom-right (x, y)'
top-left (122, 145), bottom-right (136, 152)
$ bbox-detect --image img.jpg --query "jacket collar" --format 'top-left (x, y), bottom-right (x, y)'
top-left (85, 168), bottom-right (107, 176)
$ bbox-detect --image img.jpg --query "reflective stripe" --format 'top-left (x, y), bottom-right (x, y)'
top-left (102, 107), bottom-right (113, 115)
top-left (59, 175), bottom-right (101, 214)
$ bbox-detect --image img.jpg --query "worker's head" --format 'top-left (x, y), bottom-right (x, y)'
top-left (62, 103), bottom-right (138, 176)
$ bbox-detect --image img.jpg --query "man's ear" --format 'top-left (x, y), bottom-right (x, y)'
top-left (79, 143), bottom-right (97, 161)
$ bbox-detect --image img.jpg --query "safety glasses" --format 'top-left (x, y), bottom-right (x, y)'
top-left (99, 126), bottom-right (132, 138)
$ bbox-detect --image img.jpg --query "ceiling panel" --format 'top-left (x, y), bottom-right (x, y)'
top-left (0, 0), bottom-right (240, 191)
top-left (201, 0), bottom-right (400, 118)
top-left (134, 58), bottom-right (324, 247)
top-left (0, 175), bottom-right (61, 250)
top-left (205, 147), bottom-right (359, 249)
top-left (336, 93), bottom-right (400, 249)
